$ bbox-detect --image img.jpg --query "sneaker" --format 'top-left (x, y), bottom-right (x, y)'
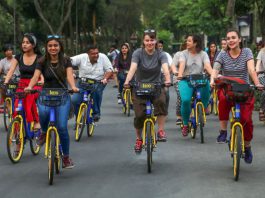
top-left (157, 130), bottom-right (167, 142)
top-left (176, 118), bottom-right (182, 125)
top-left (244, 147), bottom-right (253, 164)
top-left (216, 130), bottom-right (227, 143)
top-left (134, 139), bottom-right (143, 154)
top-left (182, 125), bottom-right (188, 137)
top-left (37, 132), bottom-right (46, 146)
top-left (62, 156), bottom-right (74, 169)
top-left (93, 115), bottom-right (100, 122)
top-left (117, 98), bottom-right (122, 104)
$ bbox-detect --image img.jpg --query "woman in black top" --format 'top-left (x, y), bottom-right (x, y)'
top-left (25, 36), bottom-right (78, 169)
top-left (4, 33), bottom-right (43, 131)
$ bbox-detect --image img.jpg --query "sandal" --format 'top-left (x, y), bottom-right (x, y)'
top-left (259, 110), bottom-right (265, 121)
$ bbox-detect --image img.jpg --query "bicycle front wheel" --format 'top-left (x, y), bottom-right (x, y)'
top-left (75, 104), bottom-right (87, 141)
top-left (197, 104), bottom-right (205, 143)
top-left (48, 130), bottom-right (56, 185)
top-left (7, 117), bottom-right (24, 163)
top-left (87, 107), bottom-right (95, 137)
top-left (3, 99), bottom-right (12, 132)
top-left (233, 125), bottom-right (242, 181)
top-left (145, 121), bottom-right (153, 173)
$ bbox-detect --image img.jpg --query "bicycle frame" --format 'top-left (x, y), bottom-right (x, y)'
top-left (15, 97), bottom-right (40, 140)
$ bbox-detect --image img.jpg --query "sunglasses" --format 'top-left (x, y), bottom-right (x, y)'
top-left (47, 35), bottom-right (61, 39)
top-left (144, 29), bottom-right (156, 34)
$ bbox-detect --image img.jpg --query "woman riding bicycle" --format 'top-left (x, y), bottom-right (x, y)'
top-left (4, 33), bottom-right (43, 131)
top-left (210, 29), bottom-right (263, 164)
top-left (114, 43), bottom-right (132, 104)
top-left (124, 29), bottom-right (171, 154)
top-left (25, 35), bottom-right (78, 169)
top-left (175, 34), bottom-right (212, 137)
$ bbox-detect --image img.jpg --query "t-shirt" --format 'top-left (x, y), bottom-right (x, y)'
top-left (132, 48), bottom-right (168, 83)
top-left (179, 49), bottom-right (210, 76)
top-left (257, 48), bottom-right (265, 71)
top-left (71, 53), bottom-right (113, 80)
top-left (15, 54), bottom-right (39, 79)
top-left (213, 48), bottom-right (253, 83)
top-left (172, 51), bottom-right (182, 72)
top-left (36, 57), bottom-right (72, 88)
top-left (0, 56), bottom-right (20, 76)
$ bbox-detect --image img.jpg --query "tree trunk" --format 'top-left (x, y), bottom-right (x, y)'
top-left (256, 1), bottom-right (265, 42)
top-left (225, 0), bottom-right (236, 29)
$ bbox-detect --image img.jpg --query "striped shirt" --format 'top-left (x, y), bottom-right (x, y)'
top-left (213, 48), bottom-right (253, 83)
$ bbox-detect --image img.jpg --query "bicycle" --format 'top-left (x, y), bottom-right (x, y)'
top-left (6, 88), bottom-right (41, 163)
top-left (38, 88), bottom-right (74, 185)
top-left (215, 78), bottom-right (255, 181)
top-left (75, 78), bottom-right (100, 141)
top-left (122, 87), bottom-right (133, 117)
top-left (2, 76), bottom-right (20, 131)
top-left (208, 87), bottom-right (218, 115)
top-left (130, 81), bottom-right (165, 173)
top-left (182, 74), bottom-right (208, 143)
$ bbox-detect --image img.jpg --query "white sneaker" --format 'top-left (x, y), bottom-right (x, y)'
top-left (118, 99), bottom-right (122, 104)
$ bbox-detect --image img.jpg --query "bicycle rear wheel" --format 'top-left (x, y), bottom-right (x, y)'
top-left (30, 131), bottom-right (41, 155)
top-left (7, 117), bottom-right (24, 163)
top-left (48, 130), bottom-right (56, 185)
top-left (233, 125), bottom-right (242, 181)
top-left (197, 104), bottom-right (205, 143)
top-left (75, 105), bottom-right (87, 141)
top-left (3, 99), bottom-right (12, 132)
top-left (126, 91), bottom-right (131, 117)
top-left (146, 121), bottom-right (153, 173)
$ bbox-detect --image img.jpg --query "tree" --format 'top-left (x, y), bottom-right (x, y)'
top-left (33, 0), bottom-right (75, 34)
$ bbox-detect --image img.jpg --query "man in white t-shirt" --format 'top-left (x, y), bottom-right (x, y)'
top-left (71, 44), bottom-right (113, 122)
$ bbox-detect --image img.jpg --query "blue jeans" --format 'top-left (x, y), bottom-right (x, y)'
top-left (117, 72), bottom-right (126, 94)
top-left (178, 80), bottom-right (210, 125)
top-left (37, 94), bottom-right (71, 156)
top-left (71, 80), bottom-right (106, 118)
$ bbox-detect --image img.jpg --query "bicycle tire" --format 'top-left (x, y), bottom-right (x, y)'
top-left (189, 109), bottom-right (197, 139)
top-left (30, 131), bottom-right (41, 155)
top-left (197, 104), bottom-right (205, 143)
top-left (48, 130), bottom-right (56, 185)
top-left (87, 107), bottom-right (95, 137)
top-left (3, 99), bottom-right (12, 132)
top-left (55, 134), bottom-right (61, 174)
top-left (75, 105), bottom-right (87, 141)
top-left (233, 125), bottom-right (242, 181)
top-left (213, 95), bottom-right (218, 115)
top-left (6, 117), bottom-right (24, 163)
top-left (126, 91), bottom-right (131, 117)
top-left (146, 121), bottom-right (152, 173)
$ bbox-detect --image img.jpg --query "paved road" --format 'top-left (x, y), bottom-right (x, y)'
top-left (1, 81), bottom-right (265, 198)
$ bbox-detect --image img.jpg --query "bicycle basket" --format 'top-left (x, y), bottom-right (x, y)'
top-left (224, 83), bottom-right (254, 103)
top-left (39, 89), bottom-right (67, 107)
top-left (79, 78), bottom-right (96, 90)
top-left (6, 83), bottom-right (18, 96)
top-left (135, 82), bottom-right (161, 97)
top-left (186, 74), bottom-right (208, 88)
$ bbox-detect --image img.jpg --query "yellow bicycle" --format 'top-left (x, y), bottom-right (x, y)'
top-left (122, 88), bottom-right (133, 117)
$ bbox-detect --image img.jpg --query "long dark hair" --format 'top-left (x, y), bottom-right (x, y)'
top-left (39, 37), bottom-right (69, 80)
top-left (207, 41), bottom-right (218, 56)
top-left (22, 33), bottom-right (42, 55)
top-left (117, 43), bottom-right (132, 69)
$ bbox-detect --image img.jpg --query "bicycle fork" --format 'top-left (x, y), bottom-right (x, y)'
top-left (230, 103), bottom-right (245, 155)
top-left (142, 101), bottom-right (156, 149)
